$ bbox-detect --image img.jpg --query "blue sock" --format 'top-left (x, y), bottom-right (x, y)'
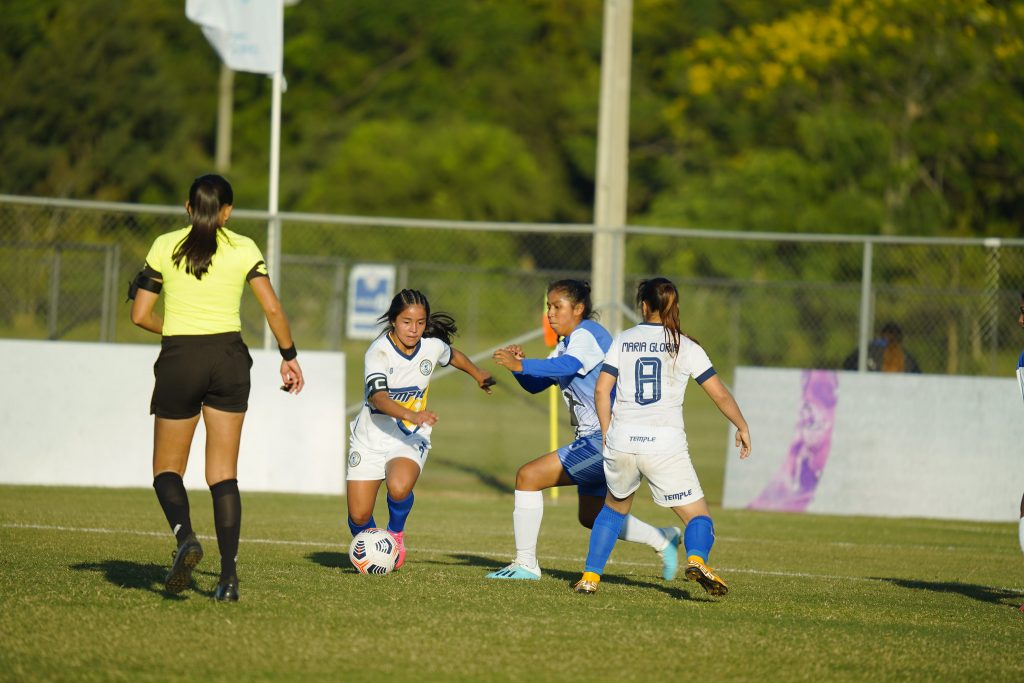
top-left (683, 515), bottom-right (715, 563)
top-left (584, 506), bottom-right (627, 575)
top-left (386, 492), bottom-right (415, 533)
top-left (348, 515), bottom-right (376, 537)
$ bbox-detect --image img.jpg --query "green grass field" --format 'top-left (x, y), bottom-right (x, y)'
top-left (2, 369), bottom-right (1023, 681)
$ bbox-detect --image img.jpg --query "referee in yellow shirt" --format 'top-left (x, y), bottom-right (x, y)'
top-left (129, 174), bottom-right (304, 602)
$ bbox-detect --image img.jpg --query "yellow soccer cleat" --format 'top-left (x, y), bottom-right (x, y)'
top-left (684, 557), bottom-right (729, 596)
top-left (573, 571), bottom-right (601, 594)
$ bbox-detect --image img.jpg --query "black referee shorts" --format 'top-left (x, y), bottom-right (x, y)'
top-left (150, 332), bottom-right (253, 419)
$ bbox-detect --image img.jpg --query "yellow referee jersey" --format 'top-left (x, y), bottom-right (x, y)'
top-left (144, 226), bottom-right (267, 336)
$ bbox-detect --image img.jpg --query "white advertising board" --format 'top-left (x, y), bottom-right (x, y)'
top-left (0, 340), bottom-right (346, 495)
top-left (723, 367), bottom-right (1024, 522)
top-left (346, 264), bottom-right (395, 340)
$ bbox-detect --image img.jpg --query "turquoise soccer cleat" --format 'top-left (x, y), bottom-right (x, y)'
top-left (485, 562), bottom-right (541, 580)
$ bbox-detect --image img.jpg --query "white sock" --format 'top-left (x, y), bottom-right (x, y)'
top-left (1019, 517), bottom-right (1024, 554)
top-left (512, 490), bottom-right (544, 569)
top-left (619, 515), bottom-right (668, 551)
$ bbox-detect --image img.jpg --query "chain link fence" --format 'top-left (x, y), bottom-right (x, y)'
top-left (3, 195), bottom-right (1024, 386)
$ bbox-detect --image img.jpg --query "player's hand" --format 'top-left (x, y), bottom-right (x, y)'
top-left (478, 375), bottom-right (496, 394)
top-left (492, 348), bottom-right (523, 372)
top-left (280, 359), bottom-right (304, 394)
top-left (504, 344), bottom-right (525, 360)
top-left (410, 410), bottom-right (438, 427)
top-left (735, 429), bottom-right (751, 459)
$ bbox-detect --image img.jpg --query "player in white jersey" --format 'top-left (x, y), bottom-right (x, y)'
top-left (574, 277), bottom-right (751, 596)
top-left (347, 289), bottom-right (494, 569)
top-left (1017, 292), bottom-right (1024, 612)
top-left (485, 280), bottom-right (681, 581)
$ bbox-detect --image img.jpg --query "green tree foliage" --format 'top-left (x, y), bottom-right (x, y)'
top-left (0, 0), bottom-right (1021, 244)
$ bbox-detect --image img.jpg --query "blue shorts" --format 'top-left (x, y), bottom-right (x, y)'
top-left (557, 433), bottom-right (608, 498)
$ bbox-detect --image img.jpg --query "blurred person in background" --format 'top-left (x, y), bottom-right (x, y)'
top-left (130, 174), bottom-right (304, 602)
top-left (842, 321), bottom-right (922, 373)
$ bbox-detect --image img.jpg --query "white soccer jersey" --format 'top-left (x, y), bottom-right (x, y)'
top-left (349, 334), bottom-right (452, 452)
top-left (603, 323), bottom-right (716, 454)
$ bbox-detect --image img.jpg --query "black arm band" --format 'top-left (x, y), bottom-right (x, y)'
top-left (279, 343), bottom-right (298, 361)
top-left (126, 272), bottom-right (162, 301)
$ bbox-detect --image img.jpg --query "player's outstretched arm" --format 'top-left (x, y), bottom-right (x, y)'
top-left (700, 375), bottom-right (752, 459)
top-left (449, 347), bottom-right (495, 394)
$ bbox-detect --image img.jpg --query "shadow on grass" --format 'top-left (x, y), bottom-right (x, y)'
top-left (438, 552), bottom-right (698, 601)
top-left (430, 457), bottom-right (513, 495)
top-left (307, 551), bottom-right (350, 570)
top-left (70, 560), bottom-right (217, 599)
top-left (877, 577), bottom-right (1024, 608)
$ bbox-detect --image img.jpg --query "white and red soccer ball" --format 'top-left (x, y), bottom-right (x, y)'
top-left (348, 528), bottom-right (399, 575)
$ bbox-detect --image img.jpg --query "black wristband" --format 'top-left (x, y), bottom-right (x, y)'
top-left (279, 343), bottom-right (297, 361)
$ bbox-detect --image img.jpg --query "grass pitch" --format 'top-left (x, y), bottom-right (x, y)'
top-left (2, 370), bottom-right (1023, 681)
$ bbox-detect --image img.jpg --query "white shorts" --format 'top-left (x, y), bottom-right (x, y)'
top-left (346, 432), bottom-right (431, 481)
top-left (603, 445), bottom-right (704, 508)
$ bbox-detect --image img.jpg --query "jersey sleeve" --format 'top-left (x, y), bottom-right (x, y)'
top-left (562, 326), bottom-right (606, 374)
top-left (242, 239), bottom-right (268, 281)
top-left (143, 237), bottom-right (164, 276)
top-left (601, 332), bottom-right (622, 376)
top-left (363, 345), bottom-right (390, 399)
top-left (437, 340), bottom-right (452, 367)
top-left (684, 341), bottom-right (716, 384)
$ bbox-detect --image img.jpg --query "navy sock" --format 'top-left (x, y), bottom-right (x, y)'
top-left (210, 479), bottom-right (241, 581)
top-left (348, 515), bottom-right (376, 537)
top-left (386, 492), bottom-right (415, 533)
top-left (584, 506), bottom-right (627, 575)
top-left (153, 472), bottom-right (193, 544)
top-left (684, 515), bottom-right (715, 563)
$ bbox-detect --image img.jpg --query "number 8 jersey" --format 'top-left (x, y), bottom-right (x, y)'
top-left (602, 322), bottom-right (717, 454)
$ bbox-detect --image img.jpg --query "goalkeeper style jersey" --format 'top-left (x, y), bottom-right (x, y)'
top-left (601, 322), bottom-right (716, 455)
top-left (350, 334), bottom-right (452, 450)
top-left (143, 226), bottom-right (267, 336)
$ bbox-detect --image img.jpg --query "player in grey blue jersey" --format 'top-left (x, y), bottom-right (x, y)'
top-left (485, 280), bottom-right (680, 581)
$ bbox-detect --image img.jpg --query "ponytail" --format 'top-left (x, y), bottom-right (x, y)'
top-left (172, 174), bottom-right (234, 279)
top-left (377, 288), bottom-right (459, 345)
top-left (636, 277), bottom-right (698, 354)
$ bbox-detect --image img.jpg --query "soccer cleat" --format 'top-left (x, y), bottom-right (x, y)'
top-left (684, 557), bottom-right (729, 596)
top-left (573, 572), bottom-right (600, 594)
top-left (389, 530), bottom-right (406, 570)
top-left (213, 576), bottom-right (239, 602)
top-left (657, 526), bottom-right (682, 581)
top-left (164, 533), bottom-right (203, 594)
top-left (485, 563), bottom-right (541, 580)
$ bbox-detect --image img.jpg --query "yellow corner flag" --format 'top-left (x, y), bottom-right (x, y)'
top-left (543, 304), bottom-right (560, 502)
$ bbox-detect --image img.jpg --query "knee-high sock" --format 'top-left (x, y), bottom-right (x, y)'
top-left (619, 514), bottom-right (669, 551)
top-left (512, 490), bottom-right (544, 569)
top-left (684, 515), bottom-right (715, 563)
top-left (153, 472), bottom-right (193, 544)
top-left (210, 478), bottom-right (241, 580)
top-left (348, 515), bottom-right (376, 537)
top-left (387, 492), bottom-right (415, 533)
top-left (584, 506), bottom-right (627, 575)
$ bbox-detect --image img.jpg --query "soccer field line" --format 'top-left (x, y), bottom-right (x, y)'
top-left (6, 521), bottom-right (1022, 592)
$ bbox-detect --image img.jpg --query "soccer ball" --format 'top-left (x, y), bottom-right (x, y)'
top-left (348, 528), bottom-right (399, 575)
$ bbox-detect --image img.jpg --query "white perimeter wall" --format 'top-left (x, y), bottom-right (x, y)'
top-left (724, 367), bottom-right (1024, 522)
top-left (0, 340), bottom-right (345, 495)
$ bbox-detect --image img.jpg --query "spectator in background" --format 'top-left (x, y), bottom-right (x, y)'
top-left (842, 322), bottom-right (922, 373)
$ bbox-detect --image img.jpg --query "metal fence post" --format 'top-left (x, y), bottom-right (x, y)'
top-left (47, 246), bottom-right (62, 340)
top-left (856, 240), bottom-right (874, 372)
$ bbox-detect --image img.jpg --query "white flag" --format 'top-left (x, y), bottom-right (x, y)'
top-left (186, 0), bottom-right (282, 75)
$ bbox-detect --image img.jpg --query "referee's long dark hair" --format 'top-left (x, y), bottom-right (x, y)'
top-left (378, 289), bottom-right (458, 345)
top-left (173, 174), bottom-right (233, 279)
top-left (637, 277), bottom-right (697, 355)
